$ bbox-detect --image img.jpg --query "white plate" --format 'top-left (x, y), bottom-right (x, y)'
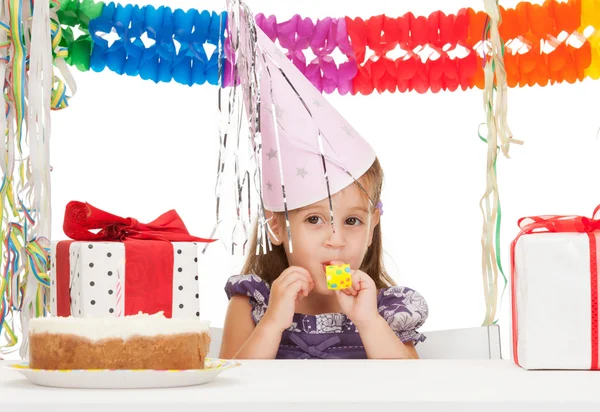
top-left (5, 358), bottom-right (240, 389)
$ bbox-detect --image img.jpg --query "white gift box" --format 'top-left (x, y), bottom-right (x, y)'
top-left (49, 241), bottom-right (200, 319)
top-left (512, 232), bottom-right (600, 370)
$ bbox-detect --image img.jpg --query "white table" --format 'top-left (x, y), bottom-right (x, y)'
top-left (2, 359), bottom-right (600, 411)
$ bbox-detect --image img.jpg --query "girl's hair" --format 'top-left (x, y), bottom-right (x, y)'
top-left (241, 158), bottom-right (395, 289)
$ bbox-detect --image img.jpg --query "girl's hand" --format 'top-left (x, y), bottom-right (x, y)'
top-left (333, 263), bottom-right (379, 328)
top-left (261, 266), bottom-right (314, 333)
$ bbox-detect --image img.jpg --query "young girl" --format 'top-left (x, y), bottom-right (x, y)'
top-left (219, 156), bottom-right (429, 360)
top-left (219, 17), bottom-right (428, 359)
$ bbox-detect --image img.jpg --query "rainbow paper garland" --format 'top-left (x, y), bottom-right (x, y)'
top-left (53, 0), bottom-right (600, 93)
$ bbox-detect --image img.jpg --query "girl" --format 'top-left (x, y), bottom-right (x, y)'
top-left (219, 158), bottom-right (429, 360)
top-left (219, 15), bottom-right (428, 359)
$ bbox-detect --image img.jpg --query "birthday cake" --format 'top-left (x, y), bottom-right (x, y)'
top-left (28, 313), bottom-right (210, 370)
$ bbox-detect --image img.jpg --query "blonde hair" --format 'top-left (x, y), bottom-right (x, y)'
top-left (241, 158), bottom-right (395, 289)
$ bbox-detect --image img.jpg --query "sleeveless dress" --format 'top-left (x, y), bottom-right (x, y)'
top-left (225, 274), bottom-right (429, 359)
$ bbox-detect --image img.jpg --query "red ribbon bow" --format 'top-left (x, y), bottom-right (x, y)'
top-left (63, 201), bottom-right (215, 243)
top-left (56, 201), bottom-right (214, 319)
top-left (514, 205), bottom-right (600, 237)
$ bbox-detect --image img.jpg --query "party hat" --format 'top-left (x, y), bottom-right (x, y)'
top-left (215, 0), bottom-right (378, 254)
top-left (230, 1), bottom-right (376, 213)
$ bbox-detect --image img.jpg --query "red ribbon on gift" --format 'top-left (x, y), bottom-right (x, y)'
top-left (511, 205), bottom-right (600, 369)
top-left (56, 201), bottom-right (214, 318)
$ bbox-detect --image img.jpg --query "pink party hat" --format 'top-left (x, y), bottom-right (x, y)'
top-left (231, 1), bottom-right (376, 213)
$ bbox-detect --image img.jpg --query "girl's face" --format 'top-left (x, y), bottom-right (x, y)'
top-left (272, 184), bottom-right (379, 295)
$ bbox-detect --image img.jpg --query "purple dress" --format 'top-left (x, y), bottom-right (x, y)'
top-left (225, 274), bottom-right (429, 359)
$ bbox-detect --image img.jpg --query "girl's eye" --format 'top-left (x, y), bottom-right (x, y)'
top-left (306, 216), bottom-right (323, 224)
top-left (346, 217), bottom-right (362, 226)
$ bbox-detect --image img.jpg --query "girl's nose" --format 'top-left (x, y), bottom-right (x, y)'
top-left (324, 225), bottom-right (346, 249)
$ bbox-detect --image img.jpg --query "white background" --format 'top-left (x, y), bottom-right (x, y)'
top-left (40, 0), bottom-right (600, 359)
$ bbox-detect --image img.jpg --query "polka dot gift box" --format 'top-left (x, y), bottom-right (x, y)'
top-left (49, 201), bottom-right (214, 319)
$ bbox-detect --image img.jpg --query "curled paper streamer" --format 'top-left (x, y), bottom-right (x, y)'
top-left (8, 0), bottom-right (27, 145)
top-left (1, 0), bottom-right (68, 359)
top-left (88, 3), bottom-right (227, 86)
top-left (479, 0), bottom-right (523, 326)
top-left (49, 6), bottom-right (78, 111)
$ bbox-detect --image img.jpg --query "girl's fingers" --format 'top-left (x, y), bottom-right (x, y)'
top-left (351, 270), bottom-right (372, 292)
top-left (289, 278), bottom-right (311, 297)
top-left (280, 270), bottom-right (311, 288)
top-left (291, 266), bottom-right (315, 285)
top-left (340, 288), bottom-right (353, 296)
top-left (294, 267), bottom-right (315, 287)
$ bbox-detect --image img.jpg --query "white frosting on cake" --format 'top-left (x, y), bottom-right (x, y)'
top-left (29, 313), bottom-right (210, 341)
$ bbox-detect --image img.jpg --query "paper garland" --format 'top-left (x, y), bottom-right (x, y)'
top-left (499, 0), bottom-right (596, 86)
top-left (51, 0), bottom-right (600, 93)
top-left (251, 13), bottom-right (357, 94)
top-left (346, 11), bottom-right (478, 94)
top-left (56, 0), bottom-right (104, 71)
top-left (87, 3), bottom-right (227, 86)
top-left (346, 0), bottom-right (598, 93)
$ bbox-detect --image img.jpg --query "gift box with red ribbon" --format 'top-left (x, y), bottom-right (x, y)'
top-left (511, 205), bottom-right (600, 370)
top-left (49, 201), bottom-right (214, 319)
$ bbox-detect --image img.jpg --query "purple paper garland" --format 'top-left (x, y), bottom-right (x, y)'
top-left (223, 13), bottom-right (357, 95)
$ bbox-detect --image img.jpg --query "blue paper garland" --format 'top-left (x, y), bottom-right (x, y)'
top-left (88, 3), bottom-right (227, 86)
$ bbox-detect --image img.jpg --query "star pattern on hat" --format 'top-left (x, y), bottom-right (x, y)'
top-left (341, 124), bottom-right (354, 139)
top-left (266, 181), bottom-right (273, 190)
top-left (266, 148), bottom-right (278, 160)
top-left (313, 98), bottom-right (322, 109)
top-left (296, 167), bottom-right (308, 179)
top-left (265, 104), bottom-right (285, 128)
